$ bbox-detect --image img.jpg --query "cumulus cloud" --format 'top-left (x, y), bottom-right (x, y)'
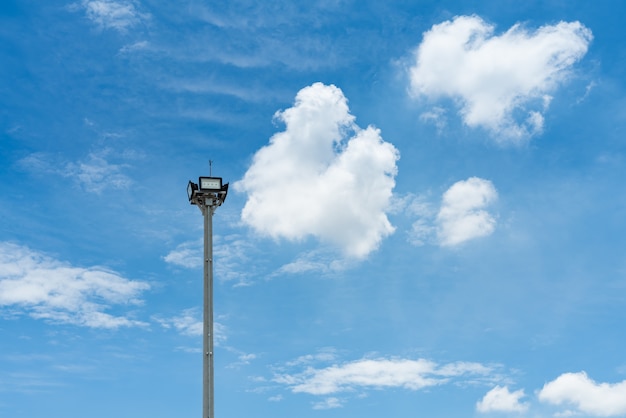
top-left (76, 0), bottom-right (149, 32)
top-left (538, 372), bottom-right (626, 416)
top-left (236, 83), bottom-right (399, 258)
top-left (436, 177), bottom-right (498, 246)
top-left (273, 357), bottom-right (493, 397)
top-left (477, 386), bottom-right (529, 413)
top-left (409, 15), bottom-right (592, 142)
top-left (0, 242), bottom-right (149, 328)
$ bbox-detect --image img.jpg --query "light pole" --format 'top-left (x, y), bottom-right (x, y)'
top-left (187, 176), bottom-right (228, 418)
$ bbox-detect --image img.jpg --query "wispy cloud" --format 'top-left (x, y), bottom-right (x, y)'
top-left (74, 0), bottom-right (149, 32)
top-left (65, 152), bottom-right (132, 193)
top-left (0, 242), bottom-right (149, 328)
top-left (18, 150), bottom-right (133, 194)
top-left (0, 370), bottom-right (65, 395)
top-left (169, 3), bottom-right (351, 70)
top-left (153, 307), bottom-right (227, 345)
top-left (409, 15), bottom-right (592, 142)
top-left (419, 106), bottom-right (448, 134)
top-left (225, 351), bottom-right (257, 369)
top-left (236, 82), bottom-right (399, 259)
top-left (157, 77), bottom-right (282, 103)
top-left (275, 249), bottom-right (354, 276)
top-left (163, 240), bottom-right (202, 269)
top-left (164, 235), bottom-right (255, 286)
top-left (284, 348), bottom-right (339, 367)
top-left (312, 397), bottom-right (343, 410)
top-left (476, 385), bottom-right (529, 413)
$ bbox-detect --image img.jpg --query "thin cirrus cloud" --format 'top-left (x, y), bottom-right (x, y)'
top-left (153, 307), bottom-right (227, 345)
top-left (0, 242), bottom-right (149, 328)
top-left (18, 151), bottom-right (132, 194)
top-left (538, 372), bottom-right (626, 416)
top-left (235, 82), bottom-right (400, 259)
top-left (476, 385), bottom-right (529, 413)
top-left (313, 397), bottom-right (343, 410)
top-left (74, 0), bottom-right (149, 32)
top-left (409, 15), bottom-right (593, 142)
top-left (163, 236), bottom-right (254, 286)
top-left (163, 240), bottom-right (202, 269)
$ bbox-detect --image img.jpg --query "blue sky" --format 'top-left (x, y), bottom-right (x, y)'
top-left (1, 1), bottom-right (626, 417)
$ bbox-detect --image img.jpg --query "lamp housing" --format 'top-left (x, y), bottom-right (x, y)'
top-left (187, 180), bottom-right (199, 202)
top-left (199, 176), bottom-right (222, 192)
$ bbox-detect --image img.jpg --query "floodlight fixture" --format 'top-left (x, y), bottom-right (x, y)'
top-left (219, 183), bottom-right (228, 203)
top-left (188, 178), bottom-right (228, 208)
top-left (199, 176), bottom-right (222, 192)
top-left (187, 180), bottom-right (199, 202)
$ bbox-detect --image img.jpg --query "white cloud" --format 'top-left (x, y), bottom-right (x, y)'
top-left (273, 357), bottom-right (493, 396)
top-left (275, 248), bottom-right (354, 276)
top-left (477, 386), bottom-right (529, 413)
top-left (0, 242), bottom-right (149, 328)
top-left (388, 192), bottom-right (437, 246)
top-left (213, 235), bottom-right (256, 285)
top-left (164, 236), bottom-right (255, 286)
top-left (313, 397), bottom-right (343, 410)
top-left (18, 150), bottom-right (132, 194)
top-left (78, 0), bottom-right (148, 32)
top-left (236, 82), bottom-right (399, 259)
top-left (163, 240), bottom-right (202, 269)
top-left (276, 253), bottom-right (330, 275)
top-left (538, 372), bottom-right (626, 416)
top-left (153, 307), bottom-right (227, 344)
top-left (419, 106), bottom-right (448, 134)
top-left (118, 40), bottom-right (150, 54)
top-left (65, 152), bottom-right (132, 193)
top-left (409, 218), bottom-right (437, 246)
top-left (399, 183), bottom-right (497, 248)
top-left (436, 177), bottom-right (498, 246)
top-left (237, 353), bottom-right (256, 364)
top-left (409, 15), bottom-right (592, 142)
top-left (153, 308), bottom-right (202, 336)
top-left (285, 348), bottom-right (339, 367)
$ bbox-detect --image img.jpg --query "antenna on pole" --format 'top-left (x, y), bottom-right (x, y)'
top-left (209, 160), bottom-right (213, 176)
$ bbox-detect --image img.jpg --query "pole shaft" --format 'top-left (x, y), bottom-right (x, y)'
top-left (203, 203), bottom-right (214, 418)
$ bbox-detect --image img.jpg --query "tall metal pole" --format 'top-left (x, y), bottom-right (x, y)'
top-left (188, 176), bottom-right (226, 418)
top-left (203, 202), bottom-right (215, 418)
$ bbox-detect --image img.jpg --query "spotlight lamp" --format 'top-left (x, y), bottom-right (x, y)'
top-left (188, 177), bottom-right (228, 206)
top-left (187, 180), bottom-right (198, 202)
top-left (199, 176), bottom-right (222, 191)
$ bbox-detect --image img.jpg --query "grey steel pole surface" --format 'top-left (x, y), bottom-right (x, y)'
top-left (188, 177), bottom-right (226, 418)
top-left (203, 202), bottom-right (215, 418)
